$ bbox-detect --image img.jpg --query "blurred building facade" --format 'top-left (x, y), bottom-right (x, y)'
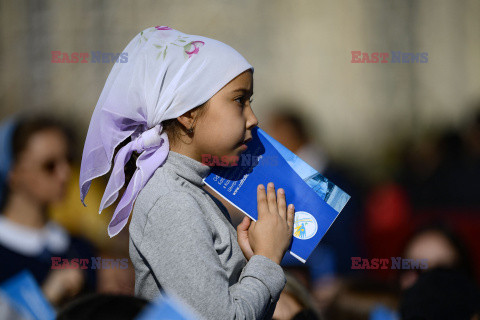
top-left (0, 0), bottom-right (479, 173)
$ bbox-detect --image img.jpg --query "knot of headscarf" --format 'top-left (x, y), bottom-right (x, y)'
top-left (131, 124), bottom-right (164, 152)
top-left (97, 124), bottom-right (169, 237)
top-left (79, 25), bottom-right (253, 237)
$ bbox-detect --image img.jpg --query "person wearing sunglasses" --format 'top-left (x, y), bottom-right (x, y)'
top-left (0, 113), bottom-right (96, 307)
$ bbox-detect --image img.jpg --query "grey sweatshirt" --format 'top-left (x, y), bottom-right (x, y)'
top-left (129, 150), bottom-right (286, 320)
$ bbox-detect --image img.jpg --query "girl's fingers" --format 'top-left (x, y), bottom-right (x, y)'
top-left (277, 188), bottom-right (287, 219)
top-left (237, 216), bottom-right (251, 231)
top-left (287, 204), bottom-right (295, 230)
top-left (257, 184), bottom-right (269, 219)
top-left (266, 182), bottom-right (277, 213)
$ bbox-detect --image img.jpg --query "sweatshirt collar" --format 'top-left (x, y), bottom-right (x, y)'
top-left (165, 151), bottom-right (211, 187)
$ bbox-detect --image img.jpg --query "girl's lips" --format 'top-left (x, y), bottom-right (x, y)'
top-left (236, 136), bottom-right (251, 151)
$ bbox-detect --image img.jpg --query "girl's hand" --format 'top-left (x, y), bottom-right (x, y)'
top-left (248, 182), bottom-right (295, 264)
top-left (237, 216), bottom-right (254, 261)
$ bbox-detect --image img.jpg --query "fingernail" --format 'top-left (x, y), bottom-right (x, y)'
top-left (258, 184), bottom-right (264, 189)
top-left (289, 204), bottom-right (294, 210)
top-left (268, 182), bottom-right (273, 187)
top-left (278, 188), bottom-right (284, 194)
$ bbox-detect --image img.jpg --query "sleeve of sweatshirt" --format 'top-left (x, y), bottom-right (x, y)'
top-left (139, 191), bottom-right (286, 320)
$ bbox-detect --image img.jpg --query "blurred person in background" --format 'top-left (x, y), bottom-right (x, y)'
top-left (56, 293), bottom-right (148, 320)
top-left (365, 106), bottom-right (480, 283)
top-left (398, 223), bottom-right (475, 290)
top-left (396, 104), bottom-right (480, 211)
top-left (399, 267), bottom-right (480, 320)
top-left (464, 107), bottom-right (480, 162)
top-left (323, 278), bottom-right (399, 320)
top-left (266, 105), bottom-right (328, 174)
top-left (0, 113), bottom-right (97, 307)
top-left (398, 127), bottom-right (480, 210)
top-left (273, 272), bottom-right (323, 320)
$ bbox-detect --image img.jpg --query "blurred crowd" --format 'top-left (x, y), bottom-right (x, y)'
top-left (0, 101), bottom-right (479, 320)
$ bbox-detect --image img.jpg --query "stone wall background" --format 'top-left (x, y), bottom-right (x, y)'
top-left (1, 0), bottom-right (479, 176)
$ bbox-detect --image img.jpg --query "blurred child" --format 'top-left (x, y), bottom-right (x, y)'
top-left (0, 114), bottom-right (96, 306)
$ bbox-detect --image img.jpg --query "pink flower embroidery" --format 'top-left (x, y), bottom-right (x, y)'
top-left (155, 26), bottom-right (172, 31)
top-left (184, 41), bottom-right (205, 58)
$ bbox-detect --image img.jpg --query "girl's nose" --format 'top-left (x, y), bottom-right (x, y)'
top-left (246, 106), bottom-right (259, 129)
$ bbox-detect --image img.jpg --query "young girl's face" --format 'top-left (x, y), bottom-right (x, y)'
top-left (9, 129), bottom-right (71, 204)
top-left (194, 70), bottom-right (258, 163)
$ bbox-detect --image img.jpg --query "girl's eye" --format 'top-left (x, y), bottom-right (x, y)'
top-left (234, 97), bottom-right (245, 106)
top-left (235, 97), bottom-right (254, 107)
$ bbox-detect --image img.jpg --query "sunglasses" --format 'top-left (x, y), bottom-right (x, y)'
top-left (40, 155), bottom-right (73, 175)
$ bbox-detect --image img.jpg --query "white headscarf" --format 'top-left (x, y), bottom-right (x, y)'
top-left (79, 26), bottom-right (253, 237)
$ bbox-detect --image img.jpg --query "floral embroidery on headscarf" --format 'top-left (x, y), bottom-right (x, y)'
top-left (139, 31), bottom-right (148, 43)
top-left (151, 27), bottom-right (205, 60)
top-left (155, 26), bottom-right (172, 31)
top-left (138, 26), bottom-right (171, 44)
top-left (184, 41), bottom-right (205, 58)
top-left (137, 26), bottom-right (206, 60)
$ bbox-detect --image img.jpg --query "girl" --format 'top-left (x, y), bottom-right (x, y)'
top-left (80, 26), bottom-right (295, 319)
top-left (0, 114), bottom-right (96, 306)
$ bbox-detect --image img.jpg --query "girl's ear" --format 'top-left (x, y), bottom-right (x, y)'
top-left (177, 109), bottom-right (198, 131)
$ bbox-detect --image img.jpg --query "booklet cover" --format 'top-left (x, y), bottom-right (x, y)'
top-left (0, 270), bottom-right (56, 320)
top-left (203, 126), bottom-right (350, 263)
top-left (136, 291), bottom-right (203, 320)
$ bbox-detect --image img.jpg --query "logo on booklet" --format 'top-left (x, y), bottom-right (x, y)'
top-left (293, 211), bottom-right (318, 240)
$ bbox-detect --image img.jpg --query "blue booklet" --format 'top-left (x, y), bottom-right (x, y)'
top-left (136, 292), bottom-right (202, 320)
top-left (0, 270), bottom-right (56, 320)
top-left (203, 126), bottom-right (351, 263)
